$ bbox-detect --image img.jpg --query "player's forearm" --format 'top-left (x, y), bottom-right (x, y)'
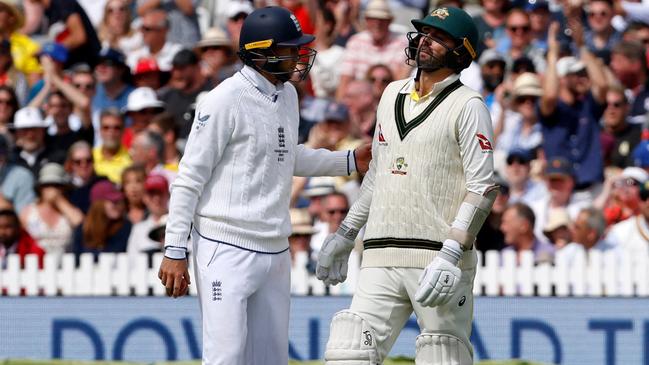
top-left (342, 160), bottom-right (376, 230)
top-left (293, 145), bottom-right (356, 177)
top-left (164, 183), bottom-right (201, 254)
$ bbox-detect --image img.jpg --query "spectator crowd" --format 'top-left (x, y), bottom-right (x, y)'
top-left (0, 0), bottom-right (648, 289)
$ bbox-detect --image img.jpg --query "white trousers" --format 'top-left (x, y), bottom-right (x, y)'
top-left (192, 231), bottom-right (291, 365)
top-left (350, 251), bottom-right (477, 361)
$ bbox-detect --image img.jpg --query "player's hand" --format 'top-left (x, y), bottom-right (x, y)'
top-left (158, 257), bottom-right (191, 298)
top-left (415, 239), bottom-right (463, 307)
top-left (316, 225), bottom-right (357, 286)
top-left (353, 142), bottom-right (372, 175)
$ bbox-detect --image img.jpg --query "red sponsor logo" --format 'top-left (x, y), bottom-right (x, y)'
top-left (378, 124), bottom-right (386, 142)
top-left (476, 133), bottom-right (492, 151)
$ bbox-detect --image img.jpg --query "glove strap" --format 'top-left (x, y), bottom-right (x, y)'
top-left (337, 223), bottom-right (359, 241)
top-left (438, 239), bottom-right (462, 266)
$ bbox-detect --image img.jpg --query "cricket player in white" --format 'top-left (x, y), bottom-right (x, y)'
top-left (316, 7), bottom-right (497, 365)
top-left (157, 7), bottom-right (370, 365)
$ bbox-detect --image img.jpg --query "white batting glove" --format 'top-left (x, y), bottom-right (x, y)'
top-left (316, 224), bottom-right (358, 286)
top-left (415, 239), bottom-right (463, 307)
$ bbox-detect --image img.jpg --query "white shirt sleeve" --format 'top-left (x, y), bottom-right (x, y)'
top-left (621, 1), bottom-right (649, 24)
top-left (293, 145), bottom-right (355, 177)
top-left (342, 157), bottom-right (376, 231)
top-left (456, 97), bottom-right (496, 195)
top-left (164, 97), bottom-right (235, 250)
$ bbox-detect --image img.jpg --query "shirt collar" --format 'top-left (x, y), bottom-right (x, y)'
top-left (399, 73), bottom-right (461, 101)
top-left (240, 65), bottom-right (284, 100)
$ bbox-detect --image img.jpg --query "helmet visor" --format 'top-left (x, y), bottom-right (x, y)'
top-left (246, 45), bottom-right (317, 82)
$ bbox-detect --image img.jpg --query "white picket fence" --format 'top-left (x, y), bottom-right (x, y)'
top-left (1, 249), bottom-right (647, 296)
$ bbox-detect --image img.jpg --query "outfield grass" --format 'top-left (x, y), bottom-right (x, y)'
top-left (2, 359), bottom-right (553, 365)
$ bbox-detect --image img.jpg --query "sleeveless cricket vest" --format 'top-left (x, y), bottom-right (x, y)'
top-left (362, 77), bottom-right (483, 268)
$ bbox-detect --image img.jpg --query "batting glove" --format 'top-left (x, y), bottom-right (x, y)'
top-left (316, 224), bottom-right (358, 286)
top-left (415, 239), bottom-right (463, 307)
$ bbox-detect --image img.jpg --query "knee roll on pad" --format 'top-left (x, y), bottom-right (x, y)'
top-left (324, 310), bottom-right (381, 365)
top-left (415, 333), bottom-right (472, 365)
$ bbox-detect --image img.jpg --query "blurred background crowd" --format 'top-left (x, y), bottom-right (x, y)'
top-left (0, 0), bottom-right (647, 277)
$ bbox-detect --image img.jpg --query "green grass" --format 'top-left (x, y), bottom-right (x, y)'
top-left (3, 359), bottom-right (553, 365)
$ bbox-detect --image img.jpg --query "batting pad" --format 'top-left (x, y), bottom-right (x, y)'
top-left (415, 333), bottom-right (472, 365)
top-left (324, 310), bottom-right (381, 365)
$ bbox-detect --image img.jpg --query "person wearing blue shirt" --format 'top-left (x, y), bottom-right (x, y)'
top-left (539, 19), bottom-right (608, 192)
top-left (91, 48), bottom-right (134, 122)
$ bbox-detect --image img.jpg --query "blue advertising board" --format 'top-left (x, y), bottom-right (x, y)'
top-left (0, 297), bottom-right (648, 364)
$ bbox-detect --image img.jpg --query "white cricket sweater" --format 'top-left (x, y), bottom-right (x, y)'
top-left (165, 66), bottom-right (355, 254)
top-left (344, 74), bottom-right (495, 268)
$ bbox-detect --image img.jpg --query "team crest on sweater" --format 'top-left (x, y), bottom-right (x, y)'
top-left (390, 157), bottom-right (408, 175)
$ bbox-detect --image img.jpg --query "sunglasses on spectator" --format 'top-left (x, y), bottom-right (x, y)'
top-left (516, 96), bottom-right (537, 104)
top-left (74, 82), bottom-right (95, 90)
top-left (508, 24), bottom-right (530, 33)
top-left (369, 76), bottom-right (391, 84)
top-left (606, 101), bottom-right (624, 108)
top-left (506, 157), bottom-right (530, 165)
top-left (107, 6), bottom-right (127, 14)
top-left (613, 178), bottom-right (639, 188)
top-left (230, 13), bottom-right (247, 22)
top-left (133, 108), bottom-right (160, 115)
top-left (327, 208), bottom-right (349, 214)
top-left (588, 11), bottom-right (610, 18)
top-left (0, 98), bottom-right (13, 105)
top-left (72, 157), bottom-right (93, 166)
top-left (101, 124), bottom-right (123, 131)
top-left (142, 25), bottom-right (165, 32)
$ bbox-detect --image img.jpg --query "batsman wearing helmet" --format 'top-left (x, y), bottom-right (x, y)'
top-left (316, 7), bottom-right (496, 365)
top-left (158, 6), bottom-right (370, 364)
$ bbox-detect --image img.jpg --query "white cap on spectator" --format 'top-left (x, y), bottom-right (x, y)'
top-left (364, 0), bottom-right (393, 20)
top-left (302, 176), bottom-right (336, 198)
top-left (513, 72), bottom-right (542, 98)
top-left (542, 208), bottom-right (570, 237)
top-left (125, 87), bottom-right (165, 113)
top-left (11, 107), bottom-right (48, 129)
top-left (195, 27), bottom-right (232, 49)
top-left (290, 208), bottom-right (318, 235)
top-left (621, 166), bottom-right (648, 184)
top-left (227, 1), bottom-right (254, 19)
top-left (478, 48), bottom-right (506, 67)
top-left (556, 56), bottom-right (585, 77)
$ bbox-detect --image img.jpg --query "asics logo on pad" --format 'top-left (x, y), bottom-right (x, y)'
top-left (458, 296), bottom-right (466, 306)
top-left (363, 330), bottom-right (373, 346)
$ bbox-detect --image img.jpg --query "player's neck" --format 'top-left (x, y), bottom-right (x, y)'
top-left (416, 68), bottom-right (454, 97)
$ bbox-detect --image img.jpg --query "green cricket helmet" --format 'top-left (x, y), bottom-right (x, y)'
top-left (408, 7), bottom-right (478, 72)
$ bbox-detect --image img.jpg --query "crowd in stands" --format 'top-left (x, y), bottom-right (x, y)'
top-left (0, 0), bottom-right (647, 278)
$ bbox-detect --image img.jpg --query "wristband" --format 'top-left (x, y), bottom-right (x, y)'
top-left (164, 247), bottom-right (187, 260)
top-left (337, 222), bottom-right (359, 241)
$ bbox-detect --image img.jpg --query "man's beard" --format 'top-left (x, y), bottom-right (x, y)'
top-left (416, 47), bottom-right (445, 72)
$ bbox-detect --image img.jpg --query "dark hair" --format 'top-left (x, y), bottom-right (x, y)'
top-left (150, 112), bottom-right (177, 136)
top-left (0, 208), bottom-right (19, 225)
top-left (48, 90), bottom-right (72, 106)
top-left (172, 49), bottom-right (199, 67)
top-left (508, 201), bottom-right (535, 228)
top-left (612, 41), bottom-right (648, 70)
top-left (0, 85), bottom-right (18, 115)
